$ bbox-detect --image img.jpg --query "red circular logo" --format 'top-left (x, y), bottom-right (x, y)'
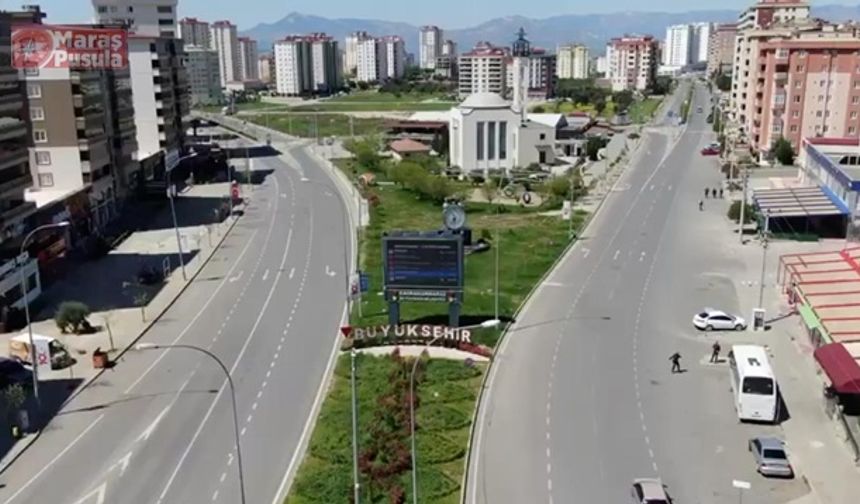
top-left (12, 27), bottom-right (54, 69)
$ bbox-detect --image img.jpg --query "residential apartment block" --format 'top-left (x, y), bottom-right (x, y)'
top-left (380, 36), bottom-right (407, 80)
top-left (442, 40), bottom-right (457, 57)
top-left (663, 22), bottom-right (712, 70)
top-left (186, 46), bottom-right (223, 106)
top-left (557, 44), bottom-right (589, 79)
top-left (210, 20), bottom-right (241, 87)
top-left (274, 34), bottom-right (341, 96)
top-left (606, 35), bottom-right (658, 91)
top-left (353, 35), bottom-right (403, 83)
top-left (345, 31), bottom-right (371, 76)
top-left (419, 26), bottom-right (443, 70)
top-left (458, 42), bottom-right (507, 98)
top-left (238, 37), bottom-right (259, 81)
top-left (506, 48), bottom-right (557, 99)
top-left (258, 54), bottom-right (274, 85)
top-left (178, 17), bottom-right (210, 48)
top-left (93, 0), bottom-right (177, 37)
top-left (707, 23), bottom-right (738, 75)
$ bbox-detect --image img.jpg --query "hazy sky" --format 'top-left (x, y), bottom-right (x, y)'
top-left (18, 0), bottom-right (860, 30)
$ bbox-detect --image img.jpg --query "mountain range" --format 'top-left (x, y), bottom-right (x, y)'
top-left (242, 4), bottom-right (860, 55)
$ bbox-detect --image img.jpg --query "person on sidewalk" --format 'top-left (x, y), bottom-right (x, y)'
top-left (704, 188), bottom-right (709, 199)
top-left (698, 200), bottom-right (704, 211)
top-left (670, 352), bottom-right (682, 373)
top-left (719, 188), bottom-right (724, 199)
top-left (710, 341), bottom-right (722, 363)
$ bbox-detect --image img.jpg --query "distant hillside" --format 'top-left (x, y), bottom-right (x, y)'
top-left (243, 5), bottom-right (860, 55)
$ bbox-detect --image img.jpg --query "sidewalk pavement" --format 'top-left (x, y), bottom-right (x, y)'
top-left (0, 182), bottom-right (243, 472)
top-left (696, 192), bottom-right (860, 503)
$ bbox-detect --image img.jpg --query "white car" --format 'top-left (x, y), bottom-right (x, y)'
top-left (693, 308), bottom-right (747, 331)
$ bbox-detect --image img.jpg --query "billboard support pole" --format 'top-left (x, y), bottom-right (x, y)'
top-left (449, 302), bottom-right (460, 328)
top-left (388, 301), bottom-right (400, 326)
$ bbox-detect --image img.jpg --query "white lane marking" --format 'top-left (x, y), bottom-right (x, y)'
top-left (247, 414), bottom-right (253, 424)
top-left (325, 265), bottom-right (336, 277)
top-left (124, 227), bottom-right (260, 394)
top-left (252, 402), bottom-right (258, 411)
top-left (262, 268), bottom-right (270, 281)
top-left (71, 482), bottom-right (106, 504)
top-left (281, 193), bottom-right (287, 198)
top-left (240, 427), bottom-right (247, 437)
top-left (667, 185), bottom-right (673, 191)
top-left (227, 453), bottom-right (234, 466)
top-left (4, 414), bottom-right (105, 504)
top-left (640, 251), bottom-right (646, 262)
top-left (613, 249), bottom-right (620, 261)
top-left (156, 185), bottom-right (294, 504)
top-left (109, 450), bottom-right (133, 476)
top-left (649, 184), bottom-right (655, 191)
top-left (212, 490), bottom-right (219, 501)
top-left (137, 405), bottom-right (170, 442)
top-left (257, 390), bottom-right (263, 399)
top-left (220, 472), bottom-right (227, 483)
top-left (582, 248), bottom-right (590, 258)
top-left (228, 270), bottom-right (244, 283)
top-left (543, 281), bottom-right (565, 288)
top-left (289, 267), bottom-right (295, 279)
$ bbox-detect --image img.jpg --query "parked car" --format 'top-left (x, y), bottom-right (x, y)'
top-left (0, 356), bottom-right (31, 388)
top-left (701, 146), bottom-right (720, 156)
top-left (631, 478), bottom-right (672, 504)
top-left (693, 308), bottom-right (747, 331)
top-left (749, 436), bottom-right (794, 478)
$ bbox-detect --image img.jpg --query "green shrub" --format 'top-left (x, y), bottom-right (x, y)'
top-left (419, 382), bottom-right (476, 404)
top-left (417, 404), bottom-right (471, 431)
top-left (54, 301), bottom-right (91, 334)
top-left (290, 458), bottom-right (352, 503)
top-left (424, 359), bottom-right (482, 382)
top-left (727, 200), bottom-right (757, 224)
top-left (416, 432), bottom-right (465, 464)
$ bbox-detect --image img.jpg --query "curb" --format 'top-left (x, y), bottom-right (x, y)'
top-left (458, 94), bottom-right (671, 504)
top-left (0, 207), bottom-right (244, 476)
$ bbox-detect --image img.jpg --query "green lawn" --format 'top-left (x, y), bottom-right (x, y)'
top-left (328, 91), bottom-right (453, 103)
top-left (291, 101), bottom-right (456, 113)
top-left (247, 113), bottom-right (385, 138)
top-left (287, 354), bottom-right (486, 504)
top-left (195, 101), bottom-right (289, 113)
top-left (629, 98), bottom-right (662, 124)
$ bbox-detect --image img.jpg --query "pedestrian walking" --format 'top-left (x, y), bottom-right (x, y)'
top-left (719, 187), bottom-right (724, 199)
top-left (711, 187), bottom-right (718, 199)
top-left (669, 352), bottom-right (682, 373)
top-left (710, 341), bottom-right (722, 363)
top-left (698, 200), bottom-right (704, 211)
top-left (704, 187), bottom-right (709, 198)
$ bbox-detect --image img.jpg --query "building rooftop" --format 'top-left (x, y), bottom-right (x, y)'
top-left (804, 137), bottom-right (860, 189)
top-left (390, 138), bottom-right (431, 154)
top-left (460, 92), bottom-right (510, 109)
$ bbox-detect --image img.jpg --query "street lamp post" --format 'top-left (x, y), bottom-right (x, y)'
top-left (135, 343), bottom-right (246, 504)
top-left (409, 319), bottom-right (500, 503)
top-left (19, 221), bottom-right (70, 407)
top-left (757, 209), bottom-right (773, 309)
top-left (166, 150), bottom-right (198, 281)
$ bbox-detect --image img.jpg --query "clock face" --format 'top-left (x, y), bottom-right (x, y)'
top-left (444, 205), bottom-right (466, 230)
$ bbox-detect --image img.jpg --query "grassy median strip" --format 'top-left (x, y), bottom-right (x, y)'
top-left (286, 157), bottom-right (589, 503)
top-left (287, 353), bottom-right (486, 504)
top-left (291, 102), bottom-right (456, 113)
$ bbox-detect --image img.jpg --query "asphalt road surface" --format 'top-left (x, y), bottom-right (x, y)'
top-left (467, 81), bottom-right (807, 504)
top-left (0, 134), bottom-right (352, 504)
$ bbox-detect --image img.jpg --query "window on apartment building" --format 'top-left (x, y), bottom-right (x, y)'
top-left (851, 126), bottom-right (857, 135)
top-left (32, 129), bottom-right (47, 143)
top-left (29, 107), bottom-right (44, 121)
top-left (790, 125), bottom-right (798, 133)
top-left (772, 123), bottom-right (782, 134)
top-left (824, 125), bottom-right (830, 132)
top-left (158, 19), bottom-right (173, 26)
top-left (26, 84), bottom-right (41, 98)
top-left (815, 125), bottom-right (822, 133)
top-left (157, 5), bottom-right (173, 13)
top-left (794, 80), bottom-right (802, 88)
top-left (34, 151), bottom-right (51, 165)
top-left (792, 110), bottom-right (800, 118)
top-left (793, 95), bottom-right (801, 103)
top-left (854, 96), bottom-right (860, 105)
top-left (816, 111), bottom-right (823, 117)
top-left (97, 6), bottom-right (107, 13)
top-left (476, 122), bottom-right (484, 161)
top-left (853, 111), bottom-right (859, 119)
top-left (818, 95), bottom-right (824, 102)
top-left (819, 80), bottom-right (826, 87)
top-left (128, 6), bottom-right (133, 12)
top-left (38, 173), bottom-right (53, 187)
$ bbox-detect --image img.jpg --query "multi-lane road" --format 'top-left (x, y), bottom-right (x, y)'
top-left (468, 81), bottom-right (807, 503)
top-left (0, 131), bottom-right (351, 503)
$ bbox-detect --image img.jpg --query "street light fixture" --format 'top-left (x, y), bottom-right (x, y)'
top-left (134, 343), bottom-right (246, 504)
top-left (409, 318), bottom-right (500, 503)
top-left (19, 221), bottom-right (70, 408)
top-left (166, 149), bottom-right (198, 281)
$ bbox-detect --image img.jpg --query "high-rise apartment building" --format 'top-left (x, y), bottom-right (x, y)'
top-left (345, 31), bottom-right (371, 76)
top-left (730, 0), bottom-right (811, 132)
top-left (93, 0), bottom-right (177, 37)
top-left (707, 23), bottom-right (738, 75)
top-left (442, 40), bottom-right (458, 57)
top-left (127, 36), bottom-right (190, 168)
top-left (179, 17), bottom-right (210, 48)
top-left (458, 42), bottom-right (507, 98)
top-left (663, 24), bottom-right (694, 68)
top-left (557, 44), bottom-right (589, 79)
top-left (606, 35), bottom-right (658, 91)
top-left (258, 54), bottom-right (275, 85)
top-left (210, 20), bottom-right (241, 86)
top-left (0, 12), bottom-right (36, 242)
top-left (506, 48), bottom-right (557, 99)
top-left (419, 26), bottom-right (443, 70)
top-left (238, 37), bottom-right (259, 81)
top-left (381, 36), bottom-right (406, 80)
top-left (186, 46), bottom-right (223, 106)
top-left (274, 34), bottom-right (341, 96)
top-left (693, 23), bottom-right (713, 63)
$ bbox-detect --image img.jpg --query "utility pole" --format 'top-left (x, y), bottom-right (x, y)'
top-left (758, 210), bottom-right (772, 308)
top-left (350, 348), bottom-right (361, 504)
top-left (288, 114), bottom-right (293, 136)
top-left (568, 174), bottom-right (574, 239)
top-left (738, 142), bottom-right (749, 244)
top-left (349, 115), bottom-right (355, 138)
top-left (314, 113), bottom-right (320, 145)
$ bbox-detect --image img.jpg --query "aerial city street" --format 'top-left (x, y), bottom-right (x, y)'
top-left (0, 0), bottom-right (859, 503)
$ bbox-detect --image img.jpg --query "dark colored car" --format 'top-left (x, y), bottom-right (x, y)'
top-left (0, 357), bottom-right (31, 388)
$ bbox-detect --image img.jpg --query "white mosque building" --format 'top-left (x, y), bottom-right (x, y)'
top-left (449, 29), bottom-right (557, 177)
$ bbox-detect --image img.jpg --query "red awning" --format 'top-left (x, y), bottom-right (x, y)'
top-left (814, 343), bottom-right (860, 394)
